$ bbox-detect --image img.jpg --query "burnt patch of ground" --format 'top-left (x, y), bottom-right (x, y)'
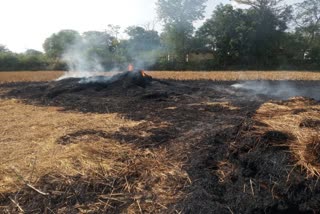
top-left (262, 130), bottom-right (295, 147)
top-left (0, 174), bottom-right (132, 214)
top-left (1, 77), bottom-right (320, 213)
top-left (56, 124), bottom-right (179, 148)
top-left (56, 129), bottom-right (111, 145)
top-left (300, 119), bottom-right (320, 129)
top-left (179, 117), bottom-right (320, 213)
top-left (263, 130), bottom-right (291, 142)
top-left (304, 137), bottom-right (320, 165)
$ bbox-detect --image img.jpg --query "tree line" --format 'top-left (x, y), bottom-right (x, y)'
top-left (0, 0), bottom-right (319, 71)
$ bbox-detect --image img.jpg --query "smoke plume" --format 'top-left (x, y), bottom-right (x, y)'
top-left (232, 81), bottom-right (320, 100)
top-left (57, 36), bottom-right (106, 80)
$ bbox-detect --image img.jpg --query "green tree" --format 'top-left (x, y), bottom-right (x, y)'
top-left (19, 49), bottom-right (48, 70)
top-left (125, 26), bottom-right (161, 53)
top-left (83, 31), bottom-right (115, 54)
top-left (106, 25), bottom-right (121, 39)
top-left (125, 26), bottom-right (161, 68)
top-left (0, 45), bottom-right (17, 71)
top-left (196, 5), bottom-right (247, 67)
top-left (236, 0), bottom-right (292, 68)
top-left (43, 30), bottom-right (81, 59)
top-left (156, 0), bottom-right (207, 68)
top-left (294, 0), bottom-right (320, 63)
top-left (0, 45), bottom-right (10, 53)
top-left (157, 0), bottom-right (207, 23)
top-left (0, 51), bottom-right (19, 71)
top-left (82, 30), bottom-right (124, 69)
top-left (25, 49), bottom-right (44, 56)
top-left (197, 1), bottom-right (292, 69)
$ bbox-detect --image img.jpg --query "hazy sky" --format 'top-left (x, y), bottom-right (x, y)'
top-left (0, 0), bottom-right (301, 53)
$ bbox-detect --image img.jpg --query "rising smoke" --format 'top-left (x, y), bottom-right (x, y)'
top-left (57, 27), bottom-right (161, 82)
top-left (57, 36), bottom-right (105, 80)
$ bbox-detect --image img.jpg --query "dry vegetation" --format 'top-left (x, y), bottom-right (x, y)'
top-left (1, 70), bottom-right (320, 83)
top-left (254, 98), bottom-right (320, 178)
top-left (149, 71), bottom-right (320, 81)
top-left (0, 71), bottom-right (319, 213)
top-left (0, 71), bottom-right (63, 83)
top-left (0, 98), bottom-right (189, 213)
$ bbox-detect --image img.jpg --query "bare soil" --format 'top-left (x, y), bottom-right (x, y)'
top-left (0, 73), bottom-right (320, 213)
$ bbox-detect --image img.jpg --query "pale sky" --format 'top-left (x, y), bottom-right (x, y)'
top-left (0, 0), bottom-right (301, 53)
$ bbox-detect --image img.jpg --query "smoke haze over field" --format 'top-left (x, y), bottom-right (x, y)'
top-left (232, 81), bottom-right (320, 100)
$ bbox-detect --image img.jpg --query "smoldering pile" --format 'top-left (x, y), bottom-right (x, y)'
top-left (14, 70), bottom-right (168, 98)
top-left (78, 70), bottom-right (152, 87)
top-left (3, 70), bottom-right (186, 113)
top-left (58, 70), bottom-right (153, 90)
top-left (58, 70), bottom-right (187, 100)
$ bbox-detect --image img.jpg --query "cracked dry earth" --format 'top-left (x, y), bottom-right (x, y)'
top-left (0, 78), bottom-right (320, 213)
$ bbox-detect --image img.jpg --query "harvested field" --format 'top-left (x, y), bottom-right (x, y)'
top-left (0, 71), bottom-right (320, 213)
top-left (0, 71), bottom-right (64, 83)
top-left (1, 71), bottom-right (320, 83)
top-left (150, 71), bottom-right (320, 81)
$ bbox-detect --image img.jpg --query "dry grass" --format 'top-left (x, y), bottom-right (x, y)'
top-left (215, 161), bottom-right (235, 183)
top-left (0, 71), bottom-right (64, 83)
top-left (148, 71), bottom-right (320, 81)
top-left (1, 71), bottom-right (320, 83)
top-left (1, 71), bottom-right (320, 212)
top-left (0, 98), bottom-right (135, 193)
top-left (0, 99), bottom-right (189, 213)
top-left (254, 97), bottom-right (320, 178)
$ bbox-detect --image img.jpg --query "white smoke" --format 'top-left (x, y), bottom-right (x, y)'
top-left (78, 76), bottom-right (111, 84)
top-left (232, 81), bottom-right (320, 100)
top-left (57, 37), bottom-right (105, 81)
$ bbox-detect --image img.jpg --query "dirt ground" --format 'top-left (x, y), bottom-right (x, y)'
top-left (0, 72), bottom-right (320, 213)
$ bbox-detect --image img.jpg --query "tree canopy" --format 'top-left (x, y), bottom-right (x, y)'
top-left (157, 0), bottom-right (207, 24)
top-left (294, 0), bottom-right (320, 62)
top-left (157, 0), bottom-right (207, 68)
top-left (43, 30), bottom-right (81, 59)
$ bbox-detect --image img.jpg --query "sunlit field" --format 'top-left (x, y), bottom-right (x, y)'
top-left (0, 71), bottom-right (64, 83)
top-left (0, 70), bottom-right (320, 83)
top-left (149, 71), bottom-right (320, 80)
top-left (1, 70), bottom-right (320, 213)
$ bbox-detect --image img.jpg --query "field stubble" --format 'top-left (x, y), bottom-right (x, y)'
top-left (0, 71), bottom-right (320, 213)
top-left (0, 70), bottom-right (320, 83)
